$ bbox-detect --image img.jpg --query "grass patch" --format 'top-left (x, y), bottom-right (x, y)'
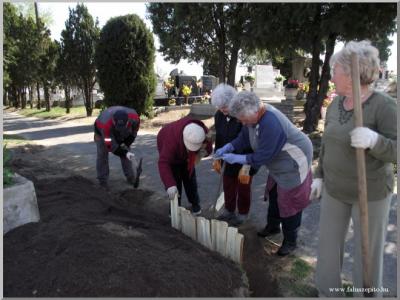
top-left (4, 134), bottom-right (28, 145)
top-left (3, 144), bottom-right (14, 187)
top-left (291, 258), bottom-right (313, 280)
top-left (15, 106), bottom-right (101, 120)
top-left (342, 283), bottom-right (354, 297)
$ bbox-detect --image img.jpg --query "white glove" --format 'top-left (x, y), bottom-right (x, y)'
top-left (167, 186), bottom-right (178, 200)
top-left (126, 152), bottom-right (135, 161)
top-left (350, 127), bottom-right (378, 149)
top-left (310, 178), bottom-right (323, 200)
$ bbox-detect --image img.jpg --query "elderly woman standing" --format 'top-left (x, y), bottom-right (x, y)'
top-left (215, 91), bottom-right (313, 256)
top-left (211, 84), bottom-right (257, 226)
top-left (311, 41), bottom-right (397, 297)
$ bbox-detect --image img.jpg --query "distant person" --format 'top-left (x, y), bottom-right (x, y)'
top-left (211, 84), bottom-right (257, 226)
top-left (94, 106), bottom-right (140, 190)
top-left (157, 117), bottom-right (212, 215)
top-left (311, 40), bottom-right (397, 297)
top-left (215, 91), bottom-right (313, 256)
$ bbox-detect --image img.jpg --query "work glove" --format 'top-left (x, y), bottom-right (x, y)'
top-left (214, 143), bottom-right (234, 159)
top-left (309, 178), bottom-right (323, 200)
top-left (167, 186), bottom-right (178, 200)
top-left (213, 159), bottom-right (222, 174)
top-left (222, 153), bottom-right (247, 165)
top-left (238, 164), bottom-right (251, 184)
top-left (350, 127), bottom-right (378, 149)
top-left (126, 151), bottom-right (135, 161)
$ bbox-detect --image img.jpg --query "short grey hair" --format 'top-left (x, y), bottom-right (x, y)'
top-left (211, 83), bottom-right (237, 108)
top-left (330, 40), bottom-right (380, 85)
top-left (228, 90), bottom-right (261, 118)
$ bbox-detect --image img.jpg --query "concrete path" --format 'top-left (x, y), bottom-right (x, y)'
top-left (4, 111), bottom-right (397, 296)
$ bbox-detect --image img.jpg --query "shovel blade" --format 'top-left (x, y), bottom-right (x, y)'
top-left (215, 192), bottom-right (224, 212)
top-left (133, 157), bottom-right (143, 188)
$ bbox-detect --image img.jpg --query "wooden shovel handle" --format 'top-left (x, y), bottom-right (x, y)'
top-left (351, 52), bottom-right (372, 294)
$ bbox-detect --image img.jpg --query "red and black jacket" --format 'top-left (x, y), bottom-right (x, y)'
top-left (94, 106), bottom-right (140, 157)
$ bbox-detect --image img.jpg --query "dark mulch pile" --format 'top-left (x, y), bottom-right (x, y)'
top-left (4, 159), bottom-right (246, 297)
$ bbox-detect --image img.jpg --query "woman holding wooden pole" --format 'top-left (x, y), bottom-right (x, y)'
top-left (312, 40), bottom-right (397, 297)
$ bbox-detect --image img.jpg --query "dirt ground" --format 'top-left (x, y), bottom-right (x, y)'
top-left (4, 144), bottom-right (318, 297)
top-left (4, 145), bottom-right (248, 297)
top-left (4, 106), bottom-right (320, 297)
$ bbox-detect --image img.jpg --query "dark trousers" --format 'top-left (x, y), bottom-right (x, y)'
top-left (171, 164), bottom-right (200, 207)
top-left (268, 183), bottom-right (302, 243)
top-left (95, 135), bottom-right (134, 183)
top-left (223, 175), bottom-right (252, 214)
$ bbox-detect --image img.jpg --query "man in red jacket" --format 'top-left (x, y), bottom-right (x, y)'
top-left (157, 117), bottom-right (212, 215)
top-left (94, 106), bottom-right (140, 189)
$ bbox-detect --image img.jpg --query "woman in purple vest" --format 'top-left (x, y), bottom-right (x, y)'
top-left (215, 91), bottom-right (313, 256)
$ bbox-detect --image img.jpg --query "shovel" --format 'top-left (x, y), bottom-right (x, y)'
top-left (209, 163), bottom-right (226, 217)
top-left (133, 157), bottom-right (143, 188)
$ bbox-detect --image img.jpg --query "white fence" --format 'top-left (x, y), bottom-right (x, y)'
top-left (170, 195), bottom-right (244, 264)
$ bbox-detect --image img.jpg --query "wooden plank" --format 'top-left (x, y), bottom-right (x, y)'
top-left (211, 219), bottom-right (219, 251)
top-left (180, 208), bottom-right (197, 240)
top-left (170, 194), bottom-right (180, 230)
top-left (226, 226), bottom-right (238, 260)
top-left (178, 207), bottom-right (187, 234)
top-left (215, 220), bottom-right (228, 257)
top-left (196, 217), bottom-right (212, 249)
top-left (233, 233), bottom-right (244, 264)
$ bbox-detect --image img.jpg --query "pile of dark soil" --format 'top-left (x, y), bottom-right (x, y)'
top-left (4, 154), bottom-right (246, 297)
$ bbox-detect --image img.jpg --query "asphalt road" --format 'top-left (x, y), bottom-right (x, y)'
top-left (4, 111), bottom-right (397, 296)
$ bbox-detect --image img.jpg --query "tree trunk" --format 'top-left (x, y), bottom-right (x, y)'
top-left (21, 87), bottom-right (27, 109)
top-left (29, 85), bottom-right (34, 109)
top-left (65, 86), bottom-right (71, 114)
top-left (83, 82), bottom-right (93, 117)
top-left (227, 39), bottom-right (241, 87)
top-left (303, 33), bottom-right (336, 133)
top-left (36, 82), bottom-right (41, 109)
top-left (3, 89), bottom-right (8, 106)
top-left (44, 84), bottom-right (50, 112)
top-left (215, 4), bottom-right (226, 84)
top-left (316, 34), bottom-right (337, 113)
top-left (15, 87), bottom-right (20, 108)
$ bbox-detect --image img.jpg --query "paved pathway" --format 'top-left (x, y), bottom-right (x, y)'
top-left (4, 111), bottom-right (397, 296)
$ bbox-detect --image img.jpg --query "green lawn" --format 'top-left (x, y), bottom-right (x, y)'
top-left (10, 106), bottom-right (102, 120)
top-left (3, 134), bottom-right (28, 145)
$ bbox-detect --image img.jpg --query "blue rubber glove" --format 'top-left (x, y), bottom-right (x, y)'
top-left (214, 143), bottom-right (234, 159)
top-left (222, 153), bottom-right (247, 165)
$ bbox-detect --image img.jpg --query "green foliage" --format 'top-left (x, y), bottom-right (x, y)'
top-left (147, 3), bottom-right (251, 85)
top-left (95, 14), bottom-right (156, 115)
top-left (61, 4), bottom-right (100, 116)
top-left (3, 145), bottom-right (14, 187)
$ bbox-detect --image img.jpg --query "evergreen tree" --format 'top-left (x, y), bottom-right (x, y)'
top-left (95, 14), bottom-right (156, 115)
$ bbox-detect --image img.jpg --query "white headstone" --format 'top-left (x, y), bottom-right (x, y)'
top-left (255, 64), bottom-right (275, 88)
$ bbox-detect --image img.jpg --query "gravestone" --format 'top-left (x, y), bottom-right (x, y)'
top-left (201, 75), bottom-right (218, 94)
top-left (175, 75), bottom-right (199, 96)
top-left (154, 78), bottom-right (167, 99)
top-left (255, 64), bottom-right (275, 89)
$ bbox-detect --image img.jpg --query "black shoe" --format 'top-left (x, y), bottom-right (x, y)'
top-left (191, 204), bottom-right (202, 216)
top-left (257, 224), bottom-right (281, 237)
top-left (277, 240), bottom-right (297, 256)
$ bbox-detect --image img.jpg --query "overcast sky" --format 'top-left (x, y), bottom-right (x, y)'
top-left (39, 2), bottom-right (397, 77)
